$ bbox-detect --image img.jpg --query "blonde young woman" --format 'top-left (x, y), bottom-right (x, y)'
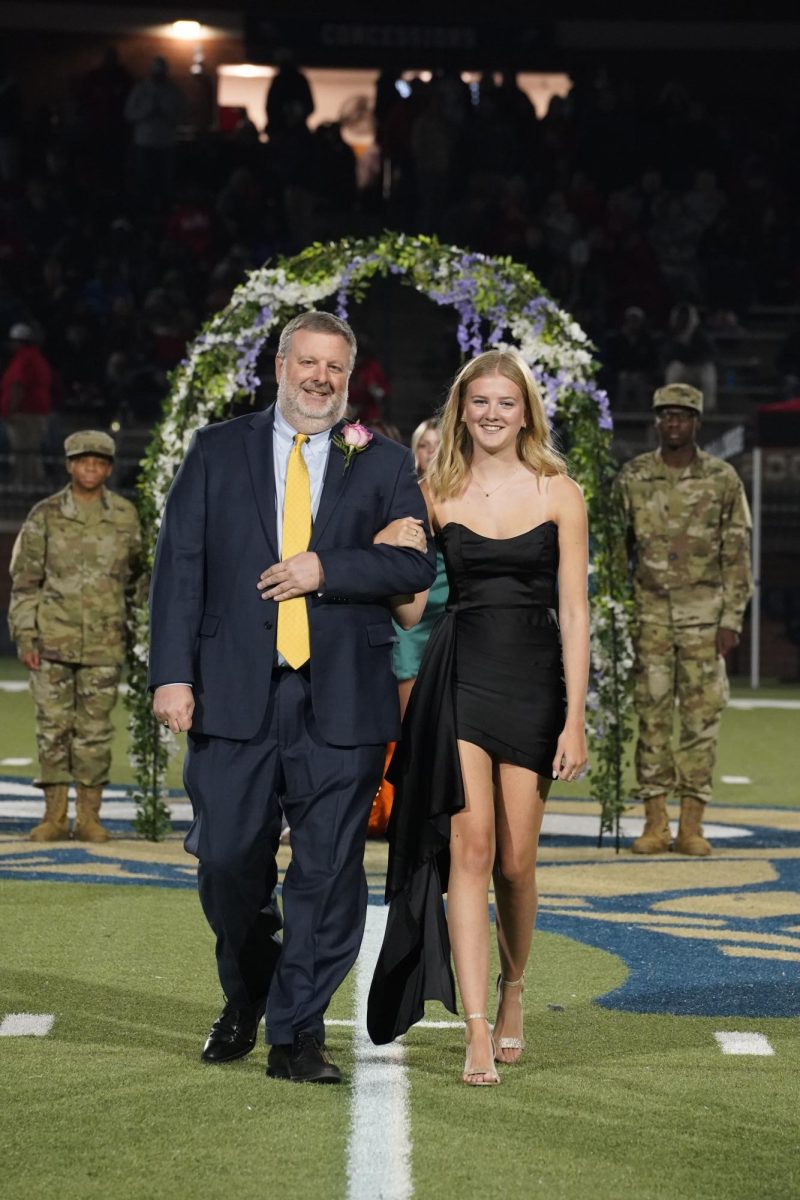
top-left (368, 349), bottom-right (589, 1087)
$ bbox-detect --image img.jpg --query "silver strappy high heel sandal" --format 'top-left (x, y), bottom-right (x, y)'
top-left (463, 1014), bottom-right (501, 1086)
top-left (494, 973), bottom-right (525, 1062)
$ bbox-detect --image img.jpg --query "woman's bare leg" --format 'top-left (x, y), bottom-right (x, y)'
top-left (397, 677), bottom-right (415, 720)
top-left (492, 763), bottom-right (549, 1063)
top-left (448, 739), bottom-right (497, 1082)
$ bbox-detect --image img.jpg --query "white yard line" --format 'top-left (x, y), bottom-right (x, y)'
top-left (0, 791), bottom-right (194, 821)
top-left (0, 1012), bottom-right (55, 1036)
top-left (0, 681), bottom-right (131, 694)
top-left (346, 905), bottom-right (413, 1200)
top-left (6, 682), bottom-right (798, 706)
top-left (714, 1031), bottom-right (775, 1056)
top-left (330, 1018), bottom-right (462, 1029)
top-left (0, 782), bottom-right (134, 799)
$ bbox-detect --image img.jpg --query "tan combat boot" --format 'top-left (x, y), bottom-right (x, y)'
top-left (74, 785), bottom-right (110, 843)
top-left (30, 784), bottom-right (70, 842)
top-left (631, 796), bottom-right (672, 854)
top-left (674, 797), bottom-right (711, 856)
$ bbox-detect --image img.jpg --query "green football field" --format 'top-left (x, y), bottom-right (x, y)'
top-left (2, 658), bottom-right (799, 1199)
top-left (1, 875), bottom-right (798, 1200)
top-left (1, 654), bottom-right (799, 804)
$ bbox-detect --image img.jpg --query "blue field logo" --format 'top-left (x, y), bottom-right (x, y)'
top-left (2, 778), bottom-right (799, 1020)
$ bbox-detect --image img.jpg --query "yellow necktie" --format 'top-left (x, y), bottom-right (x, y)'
top-left (276, 433), bottom-right (312, 669)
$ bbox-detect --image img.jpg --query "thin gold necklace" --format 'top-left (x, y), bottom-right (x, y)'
top-left (470, 470), bottom-right (517, 498)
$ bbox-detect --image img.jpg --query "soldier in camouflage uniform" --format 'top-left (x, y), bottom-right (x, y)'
top-left (8, 430), bottom-right (144, 842)
top-left (613, 383), bottom-right (753, 855)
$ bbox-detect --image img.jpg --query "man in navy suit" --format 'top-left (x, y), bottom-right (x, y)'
top-left (149, 311), bottom-right (435, 1082)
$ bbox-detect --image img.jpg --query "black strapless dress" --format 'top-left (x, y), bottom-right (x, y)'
top-left (367, 520), bottom-right (566, 1044)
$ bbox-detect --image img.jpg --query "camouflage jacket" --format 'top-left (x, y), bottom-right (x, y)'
top-left (8, 485), bottom-right (144, 664)
top-left (613, 448), bottom-right (753, 630)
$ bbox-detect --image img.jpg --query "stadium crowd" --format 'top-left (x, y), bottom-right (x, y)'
top-left (0, 52), bottom-right (798, 473)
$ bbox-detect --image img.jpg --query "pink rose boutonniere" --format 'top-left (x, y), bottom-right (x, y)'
top-left (332, 422), bottom-right (373, 472)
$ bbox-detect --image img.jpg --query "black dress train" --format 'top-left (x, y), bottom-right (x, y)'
top-left (367, 520), bottom-right (565, 1044)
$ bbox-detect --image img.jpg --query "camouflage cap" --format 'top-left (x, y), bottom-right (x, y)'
top-left (64, 430), bottom-right (116, 459)
top-left (652, 383), bottom-right (703, 414)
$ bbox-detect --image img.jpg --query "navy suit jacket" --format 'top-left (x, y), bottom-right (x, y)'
top-left (148, 406), bottom-right (436, 746)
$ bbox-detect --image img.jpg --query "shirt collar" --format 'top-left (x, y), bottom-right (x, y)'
top-left (653, 447), bottom-right (706, 477)
top-left (273, 404), bottom-right (332, 455)
top-left (60, 485), bottom-right (111, 520)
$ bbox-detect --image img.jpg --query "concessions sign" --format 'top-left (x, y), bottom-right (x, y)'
top-left (244, 10), bottom-right (553, 69)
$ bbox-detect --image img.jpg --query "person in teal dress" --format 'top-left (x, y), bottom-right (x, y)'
top-left (366, 419), bottom-right (448, 839)
top-left (392, 418), bottom-right (449, 716)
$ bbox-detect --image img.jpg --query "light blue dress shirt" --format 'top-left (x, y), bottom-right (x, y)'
top-left (272, 404), bottom-right (332, 554)
top-left (272, 405), bottom-right (333, 666)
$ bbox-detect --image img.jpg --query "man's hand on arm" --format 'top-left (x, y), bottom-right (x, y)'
top-left (257, 552), bottom-right (323, 601)
top-left (311, 453), bottom-right (435, 600)
top-left (153, 684), bottom-right (195, 733)
top-left (257, 518), bottom-right (431, 607)
top-left (716, 627), bottom-right (740, 656)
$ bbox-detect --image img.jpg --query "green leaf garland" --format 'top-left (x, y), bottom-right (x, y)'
top-left (127, 234), bottom-right (632, 840)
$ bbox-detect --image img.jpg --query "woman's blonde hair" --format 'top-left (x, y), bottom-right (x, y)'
top-left (410, 417), bottom-right (440, 463)
top-left (427, 349), bottom-right (566, 500)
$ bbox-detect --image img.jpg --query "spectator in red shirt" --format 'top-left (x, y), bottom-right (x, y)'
top-left (1, 322), bottom-right (52, 486)
top-left (347, 334), bottom-right (389, 425)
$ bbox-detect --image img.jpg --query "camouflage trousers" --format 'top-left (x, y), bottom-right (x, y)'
top-left (29, 660), bottom-right (122, 787)
top-left (633, 622), bottom-right (729, 805)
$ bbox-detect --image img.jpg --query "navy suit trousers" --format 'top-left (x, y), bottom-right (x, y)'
top-left (184, 666), bottom-right (385, 1045)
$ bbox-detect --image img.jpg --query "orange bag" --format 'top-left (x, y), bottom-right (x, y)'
top-left (367, 742), bottom-right (396, 837)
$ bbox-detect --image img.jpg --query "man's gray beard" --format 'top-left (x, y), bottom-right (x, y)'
top-left (276, 376), bottom-right (348, 432)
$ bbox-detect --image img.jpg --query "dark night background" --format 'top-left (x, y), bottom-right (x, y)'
top-left (0, 2), bottom-right (798, 674)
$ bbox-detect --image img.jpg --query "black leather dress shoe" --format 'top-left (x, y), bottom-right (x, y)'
top-left (266, 1032), bottom-right (342, 1083)
top-left (201, 1001), bottom-right (265, 1063)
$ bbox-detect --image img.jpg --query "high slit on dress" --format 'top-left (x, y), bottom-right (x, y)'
top-left (367, 520), bottom-right (565, 1045)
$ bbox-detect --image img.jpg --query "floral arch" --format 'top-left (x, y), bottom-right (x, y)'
top-left (127, 233), bottom-right (632, 840)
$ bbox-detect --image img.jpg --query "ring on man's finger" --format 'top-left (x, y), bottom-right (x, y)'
top-left (162, 721), bottom-right (170, 728)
